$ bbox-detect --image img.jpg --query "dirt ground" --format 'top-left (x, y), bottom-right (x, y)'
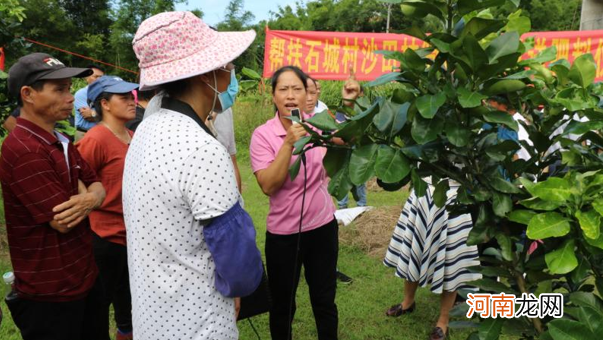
top-left (339, 205), bottom-right (402, 259)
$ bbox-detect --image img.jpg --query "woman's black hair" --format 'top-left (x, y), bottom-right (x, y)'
top-left (271, 65), bottom-right (308, 94)
top-left (160, 78), bottom-right (189, 99)
top-left (86, 64), bottom-right (105, 73)
top-left (92, 92), bottom-right (115, 119)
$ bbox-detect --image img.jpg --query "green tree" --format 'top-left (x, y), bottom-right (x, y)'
top-left (519, 0), bottom-right (582, 31)
top-left (294, 0), bottom-right (603, 338)
top-left (218, 0), bottom-right (262, 72)
top-left (0, 0), bottom-right (26, 135)
top-left (108, 0), bottom-right (186, 80)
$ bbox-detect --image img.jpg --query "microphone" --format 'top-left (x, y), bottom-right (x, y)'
top-left (291, 108), bottom-right (301, 124)
top-left (290, 108), bottom-right (306, 164)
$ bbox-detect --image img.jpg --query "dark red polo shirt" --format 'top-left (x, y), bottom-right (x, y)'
top-left (0, 118), bottom-right (99, 302)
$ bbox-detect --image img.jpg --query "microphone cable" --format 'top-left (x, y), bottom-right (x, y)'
top-left (287, 152), bottom-right (307, 339)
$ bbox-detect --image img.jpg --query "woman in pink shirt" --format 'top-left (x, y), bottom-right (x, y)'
top-left (250, 66), bottom-right (338, 340)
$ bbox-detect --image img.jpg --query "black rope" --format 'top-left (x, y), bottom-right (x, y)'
top-left (287, 153), bottom-right (307, 340)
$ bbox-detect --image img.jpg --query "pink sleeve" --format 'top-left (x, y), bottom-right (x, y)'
top-left (249, 128), bottom-right (276, 173)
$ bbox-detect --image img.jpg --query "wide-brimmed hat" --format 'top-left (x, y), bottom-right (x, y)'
top-left (132, 11), bottom-right (256, 90)
top-left (87, 75), bottom-right (139, 108)
top-left (8, 53), bottom-right (92, 97)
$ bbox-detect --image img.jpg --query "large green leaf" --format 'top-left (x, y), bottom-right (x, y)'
top-left (416, 92), bottom-right (446, 119)
top-left (467, 206), bottom-right (491, 245)
top-left (508, 209), bottom-right (536, 225)
top-left (569, 54), bottom-right (596, 89)
top-left (570, 292), bottom-right (603, 311)
top-left (571, 255), bottom-right (592, 284)
top-left (463, 35), bottom-right (489, 71)
top-left (373, 101), bottom-right (409, 136)
top-left (458, 87), bottom-right (487, 108)
top-left (241, 67), bottom-right (262, 80)
top-left (478, 317), bottom-right (504, 340)
top-left (563, 120), bottom-right (603, 136)
top-left (401, 47), bottom-right (426, 74)
top-left (576, 210), bottom-right (601, 240)
top-left (292, 135), bottom-right (312, 155)
top-left (593, 199), bottom-right (603, 217)
top-left (431, 38), bottom-right (451, 53)
top-left (578, 306), bottom-right (603, 336)
top-left (349, 144), bottom-right (379, 186)
top-left (519, 198), bottom-right (563, 211)
top-left (468, 278), bottom-right (513, 294)
top-left (391, 88), bottom-right (415, 104)
top-left (485, 140), bottom-right (520, 161)
top-left (489, 175), bottom-right (520, 194)
top-left (486, 31), bottom-right (520, 63)
top-left (483, 79), bottom-right (526, 96)
top-left (367, 72), bottom-right (403, 87)
top-left (496, 232), bottom-right (513, 261)
top-left (585, 233), bottom-right (603, 250)
top-left (529, 63), bottom-right (554, 84)
top-left (374, 145), bottom-right (411, 183)
top-left (483, 111), bottom-right (519, 131)
top-left (458, 0), bottom-right (506, 16)
top-left (323, 148), bottom-right (350, 178)
top-left (446, 120), bottom-right (472, 147)
top-left (553, 88), bottom-right (597, 112)
top-left (433, 180), bottom-right (450, 208)
top-left (527, 212), bottom-right (571, 240)
top-left (504, 69), bottom-right (537, 80)
top-left (305, 110), bottom-right (339, 131)
top-left (328, 161), bottom-right (354, 201)
top-left (477, 52), bottom-right (522, 80)
top-left (400, 0), bottom-right (445, 21)
top-left (504, 10), bottom-right (531, 35)
top-left (548, 319), bottom-right (595, 340)
top-left (531, 177), bottom-right (573, 202)
top-left (350, 98), bottom-right (382, 122)
top-left (461, 17), bottom-right (506, 40)
top-left (411, 114), bottom-right (444, 144)
top-left (289, 155), bottom-right (302, 181)
top-left (545, 239), bottom-right (578, 274)
top-left (492, 192), bottom-right (512, 217)
top-left (411, 169), bottom-right (428, 197)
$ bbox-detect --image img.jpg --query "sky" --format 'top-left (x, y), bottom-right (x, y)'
top-left (176, 0), bottom-right (299, 26)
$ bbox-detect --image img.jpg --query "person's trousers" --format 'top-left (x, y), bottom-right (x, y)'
top-left (337, 184), bottom-right (367, 209)
top-left (6, 277), bottom-right (105, 340)
top-left (266, 218), bottom-right (339, 340)
top-left (93, 233), bottom-right (133, 338)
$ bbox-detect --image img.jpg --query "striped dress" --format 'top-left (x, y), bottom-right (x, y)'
top-left (384, 180), bottom-right (482, 294)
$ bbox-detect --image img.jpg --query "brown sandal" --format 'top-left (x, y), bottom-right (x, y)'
top-left (385, 302), bottom-right (416, 317)
top-left (428, 326), bottom-right (448, 340)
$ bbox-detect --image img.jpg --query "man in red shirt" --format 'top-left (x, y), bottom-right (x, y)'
top-left (0, 53), bottom-right (106, 340)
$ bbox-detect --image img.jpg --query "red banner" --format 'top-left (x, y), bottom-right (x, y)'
top-left (263, 28), bottom-right (603, 82)
top-left (0, 47), bottom-right (5, 71)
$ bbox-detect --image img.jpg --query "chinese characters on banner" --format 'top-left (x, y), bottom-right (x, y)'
top-left (263, 28), bottom-right (603, 82)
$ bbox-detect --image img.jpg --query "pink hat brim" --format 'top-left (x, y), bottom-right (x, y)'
top-left (139, 29), bottom-right (256, 90)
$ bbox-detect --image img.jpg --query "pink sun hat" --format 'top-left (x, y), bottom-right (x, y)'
top-left (132, 11), bottom-right (256, 90)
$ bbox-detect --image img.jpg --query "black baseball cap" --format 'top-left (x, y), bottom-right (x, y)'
top-left (7, 53), bottom-right (93, 97)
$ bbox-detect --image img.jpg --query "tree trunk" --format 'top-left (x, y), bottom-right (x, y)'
top-left (581, 0), bottom-right (603, 30)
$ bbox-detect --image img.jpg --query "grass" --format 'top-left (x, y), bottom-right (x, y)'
top-left (0, 162), bottom-right (480, 340)
top-left (0, 95), bottom-right (490, 339)
top-left (235, 164), bottom-right (477, 340)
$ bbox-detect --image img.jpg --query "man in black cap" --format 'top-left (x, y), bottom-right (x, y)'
top-left (0, 53), bottom-right (107, 340)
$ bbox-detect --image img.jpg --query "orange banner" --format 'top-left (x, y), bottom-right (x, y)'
top-left (0, 47), bottom-right (5, 71)
top-left (263, 28), bottom-right (603, 82)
